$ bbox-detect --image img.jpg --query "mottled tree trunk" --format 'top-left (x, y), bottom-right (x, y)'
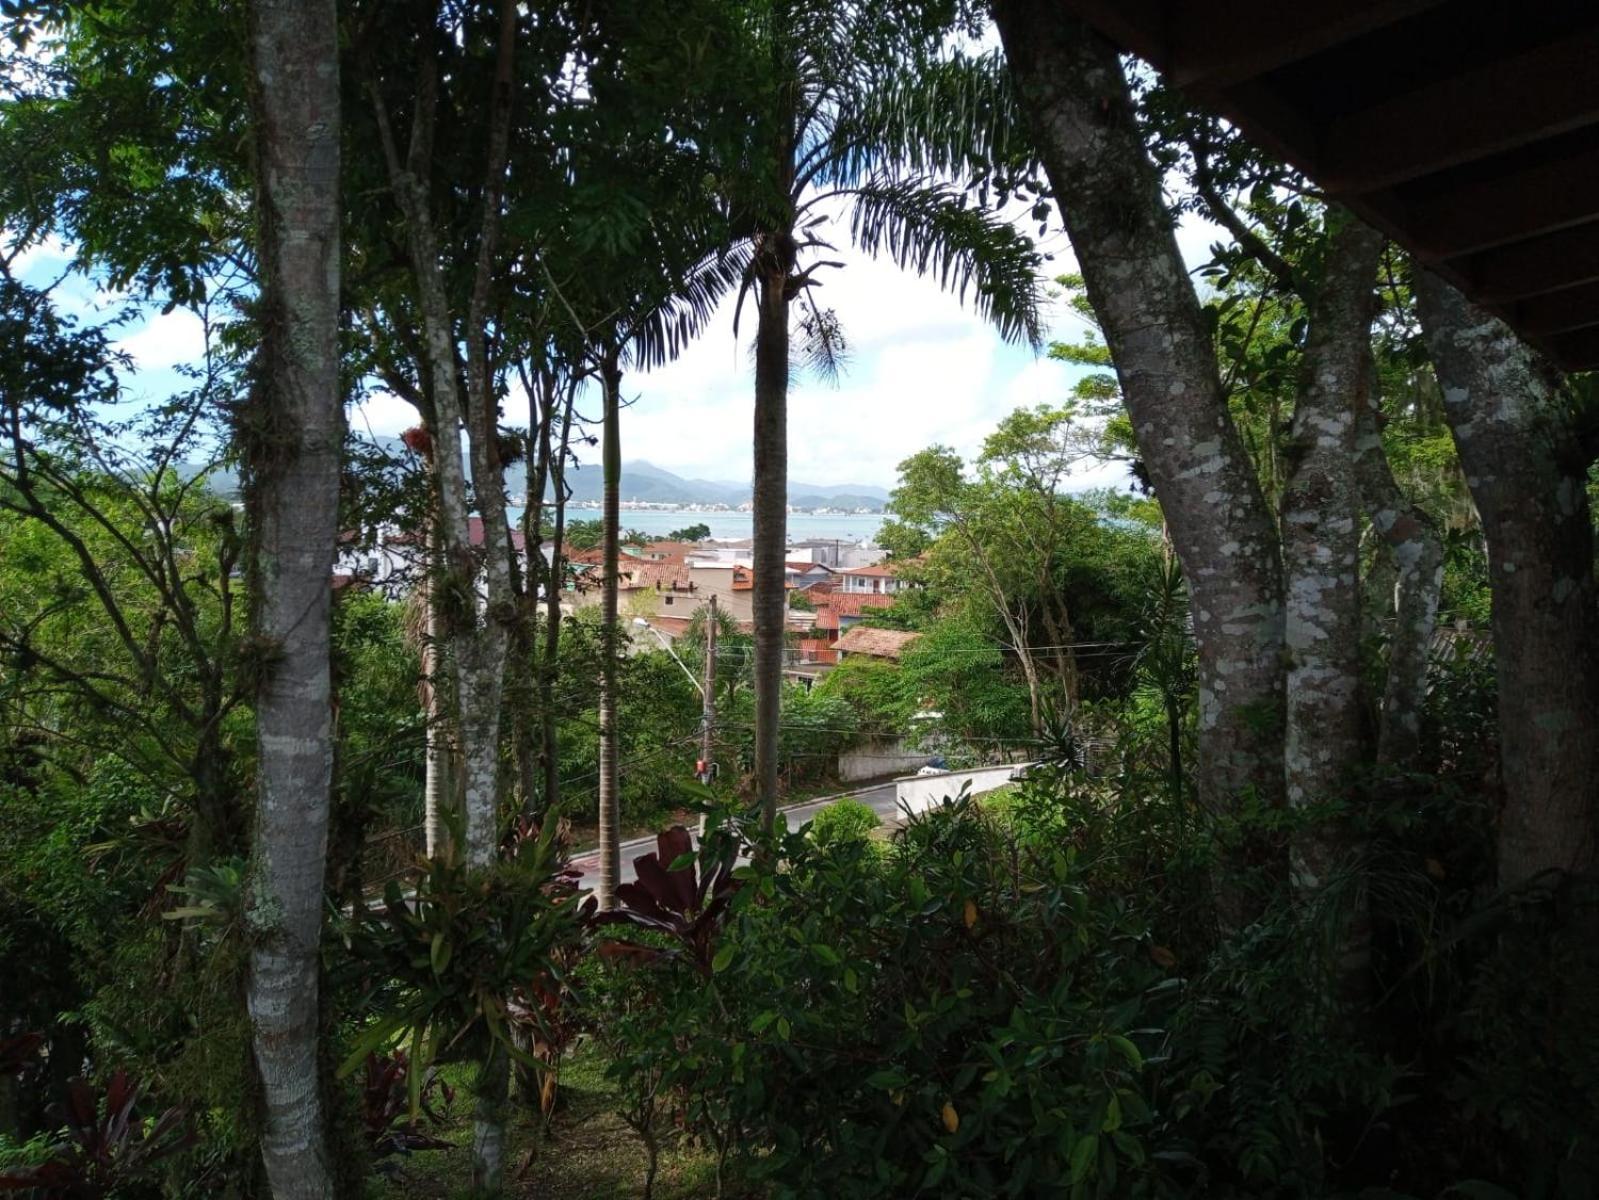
top-left (542, 391), bottom-right (574, 816)
top-left (996, 2), bottom-right (1285, 913)
top-left (1415, 272), bottom-right (1599, 888)
top-left (1354, 359), bottom-right (1443, 770)
top-left (1281, 217), bottom-right (1383, 890)
top-left (242, 1), bottom-right (340, 1195)
top-left (752, 262), bottom-right (790, 828)
top-left (368, 11), bottom-right (519, 1186)
top-left (422, 526), bottom-right (455, 859)
top-left (596, 352), bottom-right (623, 908)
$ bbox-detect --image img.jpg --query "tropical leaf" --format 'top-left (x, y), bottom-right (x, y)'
top-left (845, 176), bottom-right (1043, 346)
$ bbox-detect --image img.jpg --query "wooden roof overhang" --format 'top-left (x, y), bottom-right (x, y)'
top-left (1060, 0), bottom-right (1599, 370)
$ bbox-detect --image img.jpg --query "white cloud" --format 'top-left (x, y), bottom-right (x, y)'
top-left (347, 192), bottom-right (1232, 493)
top-left (112, 307), bottom-right (208, 371)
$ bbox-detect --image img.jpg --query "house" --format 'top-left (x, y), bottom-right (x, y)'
top-left (796, 638), bottom-right (839, 665)
top-left (785, 560), bottom-right (836, 586)
top-left (810, 591), bottom-right (895, 636)
top-left (835, 562), bottom-right (915, 596)
top-left (637, 540), bottom-right (700, 563)
top-left (835, 626), bottom-right (922, 661)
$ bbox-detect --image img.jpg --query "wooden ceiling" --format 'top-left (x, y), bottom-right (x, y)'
top-left (1061, 0), bottom-right (1599, 370)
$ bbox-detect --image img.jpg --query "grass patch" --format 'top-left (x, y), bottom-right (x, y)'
top-left (375, 1040), bottom-right (759, 1199)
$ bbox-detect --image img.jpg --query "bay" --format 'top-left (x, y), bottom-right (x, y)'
top-left (506, 505), bottom-right (884, 544)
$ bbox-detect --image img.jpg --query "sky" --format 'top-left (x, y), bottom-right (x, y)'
top-left (17, 195), bottom-right (1228, 497)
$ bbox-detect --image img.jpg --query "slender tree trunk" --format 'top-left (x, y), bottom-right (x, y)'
top-left (242, 2), bottom-right (340, 1195)
top-left (1414, 272), bottom-right (1599, 887)
top-left (542, 390), bottom-right (574, 815)
top-left (1354, 357), bottom-right (1443, 770)
top-left (512, 369), bottom-right (554, 817)
top-left (996, 2), bottom-right (1285, 915)
top-left (1281, 217), bottom-right (1384, 890)
top-left (370, 14), bottom-right (519, 1189)
top-left (422, 525), bottom-right (454, 859)
top-left (752, 261), bottom-right (790, 827)
top-left (597, 351), bottom-right (623, 908)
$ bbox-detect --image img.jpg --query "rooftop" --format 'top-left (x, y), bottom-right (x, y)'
top-left (835, 626), bottom-right (923, 660)
top-left (1058, 0), bottom-right (1599, 369)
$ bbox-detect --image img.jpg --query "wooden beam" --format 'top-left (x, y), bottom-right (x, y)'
top-left (1469, 221), bottom-right (1599, 303)
top-left (1169, 0), bottom-right (1449, 89)
top-left (1056, 0), bottom-right (1167, 67)
top-left (1321, 28), bottom-right (1599, 193)
top-left (1406, 142), bottom-right (1599, 260)
top-left (1513, 282), bottom-right (1599, 337)
top-left (1547, 326), bottom-right (1599, 372)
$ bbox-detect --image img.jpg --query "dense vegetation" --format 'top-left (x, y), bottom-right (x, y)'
top-left (2, 2), bottom-right (1596, 1199)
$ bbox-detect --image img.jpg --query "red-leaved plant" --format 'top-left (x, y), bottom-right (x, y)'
top-left (0, 1072), bottom-right (192, 1198)
top-left (360, 1051), bottom-right (454, 1159)
top-left (593, 826), bottom-right (739, 977)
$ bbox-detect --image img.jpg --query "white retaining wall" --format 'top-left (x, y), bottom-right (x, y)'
top-left (837, 738), bottom-right (935, 783)
top-left (894, 762), bottom-right (1031, 817)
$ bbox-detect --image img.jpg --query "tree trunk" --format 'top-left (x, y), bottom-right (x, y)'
top-left (751, 262), bottom-right (790, 828)
top-left (1354, 357), bottom-right (1443, 770)
top-left (422, 525), bottom-right (455, 859)
top-left (995, 2), bottom-right (1286, 913)
top-left (1414, 272), bottom-right (1599, 888)
top-left (1281, 216), bottom-right (1383, 890)
top-left (542, 389), bottom-right (574, 816)
top-left (597, 351), bottom-right (623, 909)
top-left (242, 1), bottom-right (340, 1195)
top-left (369, 16), bottom-right (519, 1188)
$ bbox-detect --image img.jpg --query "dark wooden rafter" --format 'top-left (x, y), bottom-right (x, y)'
top-left (1469, 222), bottom-right (1599, 304)
top-left (1400, 132), bottom-right (1599, 261)
top-left (1166, 0), bottom-right (1452, 90)
top-left (1513, 281), bottom-right (1599, 338)
top-left (1053, 0), bottom-right (1599, 371)
top-left (1319, 29), bottom-right (1599, 194)
top-left (1549, 327), bottom-right (1599, 372)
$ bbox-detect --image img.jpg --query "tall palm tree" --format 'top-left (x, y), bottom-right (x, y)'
top-left (731, 4), bottom-right (1045, 825)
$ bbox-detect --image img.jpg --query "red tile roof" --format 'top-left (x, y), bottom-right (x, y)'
top-left (468, 516), bottom-right (527, 552)
top-left (643, 540), bottom-right (704, 557)
top-left (836, 562), bottom-right (898, 577)
top-left (623, 563), bottom-right (696, 591)
top-left (835, 626), bottom-right (921, 660)
top-left (814, 592), bottom-right (895, 617)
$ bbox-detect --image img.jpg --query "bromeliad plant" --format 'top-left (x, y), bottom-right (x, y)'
top-left (339, 810), bottom-right (585, 1103)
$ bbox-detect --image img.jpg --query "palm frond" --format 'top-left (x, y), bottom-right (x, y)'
top-left (795, 299), bottom-right (849, 385)
top-left (625, 238), bottom-right (755, 372)
top-left (817, 50), bottom-right (1028, 191)
top-left (846, 176), bottom-right (1043, 346)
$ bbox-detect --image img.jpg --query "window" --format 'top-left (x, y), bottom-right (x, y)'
top-left (664, 595), bottom-right (674, 606)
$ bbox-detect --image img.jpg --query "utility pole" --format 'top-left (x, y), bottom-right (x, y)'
top-left (697, 595), bottom-right (718, 838)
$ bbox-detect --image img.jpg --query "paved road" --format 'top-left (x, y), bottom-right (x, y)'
top-left (570, 779), bottom-right (900, 895)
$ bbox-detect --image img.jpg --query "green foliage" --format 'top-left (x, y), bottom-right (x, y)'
top-left (805, 797), bottom-right (880, 849)
top-left (564, 519), bottom-right (605, 551)
top-left (813, 657), bottom-right (914, 740)
top-left (666, 523), bottom-right (711, 543)
top-left (593, 794), bottom-right (1171, 1198)
top-left (342, 812), bottom-right (585, 1089)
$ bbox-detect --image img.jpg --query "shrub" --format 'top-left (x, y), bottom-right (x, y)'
top-left (594, 795), bottom-right (1173, 1199)
top-left (805, 798), bottom-right (880, 850)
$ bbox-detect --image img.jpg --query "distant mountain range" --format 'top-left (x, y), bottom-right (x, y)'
top-left (550, 459), bottom-right (889, 511)
top-left (184, 442), bottom-right (889, 511)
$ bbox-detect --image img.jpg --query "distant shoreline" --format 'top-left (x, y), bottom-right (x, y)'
top-left (506, 505), bottom-right (886, 544)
